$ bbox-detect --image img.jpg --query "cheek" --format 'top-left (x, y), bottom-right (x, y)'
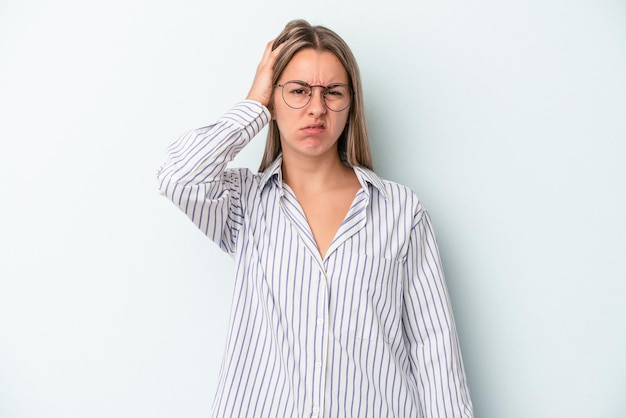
top-left (273, 105), bottom-right (303, 131)
top-left (335, 112), bottom-right (350, 131)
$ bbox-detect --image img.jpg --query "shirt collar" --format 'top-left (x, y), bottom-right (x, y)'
top-left (258, 154), bottom-right (387, 200)
top-left (258, 154), bottom-right (284, 191)
top-left (353, 165), bottom-right (388, 200)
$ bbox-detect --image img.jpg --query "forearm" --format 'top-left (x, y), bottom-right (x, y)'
top-left (157, 100), bottom-right (269, 188)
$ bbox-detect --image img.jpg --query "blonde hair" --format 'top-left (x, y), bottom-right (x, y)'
top-left (258, 19), bottom-right (373, 172)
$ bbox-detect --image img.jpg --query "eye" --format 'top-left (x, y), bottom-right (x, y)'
top-left (325, 85), bottom-right (348, 98)
top-left (290, 88), bottom-right (309, 96)
top-left (326, 90), bottom-right (344, 97)
top-left (285, 81), bottom-right (311, 96)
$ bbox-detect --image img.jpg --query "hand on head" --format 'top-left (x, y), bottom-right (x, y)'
top-left (246, 40), bottom-right (284, 107)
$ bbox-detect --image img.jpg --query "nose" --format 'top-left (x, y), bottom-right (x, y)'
top-left (307, 87), bottom-right (327, 116)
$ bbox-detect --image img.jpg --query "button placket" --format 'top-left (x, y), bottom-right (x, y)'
top-left (311, 269), bottom-right (329, 417)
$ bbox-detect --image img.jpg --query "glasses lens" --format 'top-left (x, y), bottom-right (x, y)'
top-left (282, 81), bottom-right (312, 109)
top-left (323, 84), bottom-right (351, 111)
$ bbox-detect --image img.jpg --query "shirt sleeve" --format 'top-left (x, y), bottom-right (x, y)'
top-left (156, 100), bottom-right (270, 255)
top-left (402, 207), bottom-right (474, 417)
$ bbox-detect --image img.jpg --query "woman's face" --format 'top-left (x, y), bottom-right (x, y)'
top-left (272, 48), bottom-right (350, 162)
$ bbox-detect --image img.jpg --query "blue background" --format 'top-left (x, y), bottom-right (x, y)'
top-left (1, 0), bottom-right (625, 416)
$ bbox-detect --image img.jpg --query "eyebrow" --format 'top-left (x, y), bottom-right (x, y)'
top-left (285, 80), bottom-right (349, 87)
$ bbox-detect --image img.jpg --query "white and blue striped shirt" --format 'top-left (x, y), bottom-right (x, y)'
top-left (157, 101), bottom-right (473, 417)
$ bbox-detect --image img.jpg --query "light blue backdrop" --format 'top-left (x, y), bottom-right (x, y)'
top-left (1, 0), bottom-right (625, 417)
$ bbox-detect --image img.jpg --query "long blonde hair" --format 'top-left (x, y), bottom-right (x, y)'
top-left (258, 19), bottom-right (373, 172)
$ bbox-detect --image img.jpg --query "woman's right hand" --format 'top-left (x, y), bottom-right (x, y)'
top-left (246, 40), bottom-right (283, 107)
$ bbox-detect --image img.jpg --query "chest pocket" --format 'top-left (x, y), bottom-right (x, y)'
top-left (328, 253), bottom-right (404, 343)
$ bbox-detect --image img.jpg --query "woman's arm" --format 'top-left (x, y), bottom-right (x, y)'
top-left (402, 207), bottom-right (474, 417)
top-left (156, 101), bottom-right (270, 254)
top-left (157, 40), bottom-right (282, 254)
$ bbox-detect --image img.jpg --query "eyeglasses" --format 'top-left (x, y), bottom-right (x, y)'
top-left (275, 80), bottom-right (353, 112)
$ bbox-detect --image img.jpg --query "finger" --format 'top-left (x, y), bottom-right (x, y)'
top-left (262, 40), bottom-right (275, 59)
top-left (262, 42), bottom-right (283, 68)
top-left (270, 41), bottom-right (285, 59)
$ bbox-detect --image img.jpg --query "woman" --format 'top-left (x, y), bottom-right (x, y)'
top-left (158, 19), bottom-right (473, 418)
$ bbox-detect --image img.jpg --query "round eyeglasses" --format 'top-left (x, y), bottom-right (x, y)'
top-left (275, 80), bottom-right (353, 112)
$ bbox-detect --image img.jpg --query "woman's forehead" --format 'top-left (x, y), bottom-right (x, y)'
top-left (280, 49), bottom-right (348, 83)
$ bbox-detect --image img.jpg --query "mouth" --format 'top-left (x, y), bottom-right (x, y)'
top-left (301, 123), bottom-right (326, 130)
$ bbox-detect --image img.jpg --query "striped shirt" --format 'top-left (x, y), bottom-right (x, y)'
top-left (157, 101), bottom-right (473, 417)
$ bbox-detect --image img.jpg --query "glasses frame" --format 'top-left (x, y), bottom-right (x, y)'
top-left (275, 80), bottom-right (353, 112)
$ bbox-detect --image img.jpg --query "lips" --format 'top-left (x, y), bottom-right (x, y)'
top-left (301, 123), bottom-right (326, 130)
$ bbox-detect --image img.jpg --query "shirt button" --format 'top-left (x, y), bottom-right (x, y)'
top-left (315, 361), bottom-right (322, 368)
top-left (313, 406), bottom-right (320, 414)
top-left (316, 318), bottom-right (324, 325)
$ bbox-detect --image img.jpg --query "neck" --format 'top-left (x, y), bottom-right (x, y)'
top-left (281, 151), bottom-right (352, 193)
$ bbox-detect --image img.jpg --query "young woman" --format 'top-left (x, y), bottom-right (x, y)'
top-left (158, 19), bottom-right (473, 418)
